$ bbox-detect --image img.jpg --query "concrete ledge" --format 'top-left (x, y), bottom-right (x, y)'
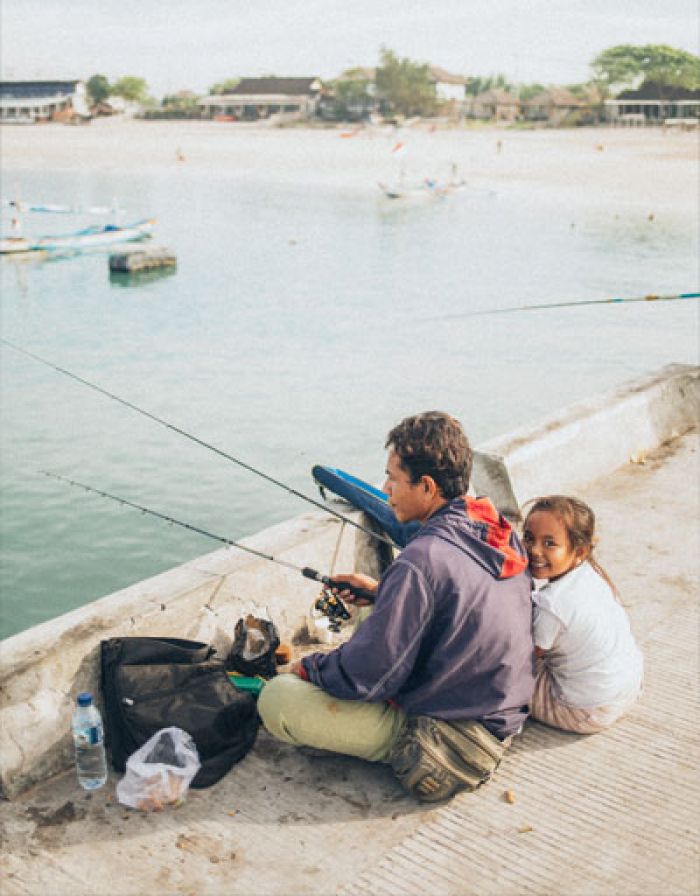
top-left (0, 508), bottom-right (381, 799)
top-left (472, 363), bottom-right (699, 519)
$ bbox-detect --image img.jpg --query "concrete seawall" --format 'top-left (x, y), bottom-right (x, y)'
top-left (1, 363), bottom-right (697, 799)
top-left (472, 362), bottom-right (699, 520)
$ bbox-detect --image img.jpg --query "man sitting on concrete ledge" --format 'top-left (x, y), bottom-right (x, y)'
top-left (258, 412), bottom-right (536, 801)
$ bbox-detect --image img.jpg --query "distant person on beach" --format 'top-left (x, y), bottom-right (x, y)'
top-left (523, 496), bottom-right (643, 733)
top-left (259, 412), bottom-right (536, 801)
top-left (449, 162), bottom-right (464, 187)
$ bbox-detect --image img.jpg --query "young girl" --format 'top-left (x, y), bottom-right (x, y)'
top-left (522, 496), bottom-right (643, 734)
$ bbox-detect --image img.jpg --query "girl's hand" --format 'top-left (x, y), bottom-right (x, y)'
top-left (329, 572), bottom-right (378, 606)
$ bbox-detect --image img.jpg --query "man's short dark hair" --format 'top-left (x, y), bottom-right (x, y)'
top-left (385, 411), bottom-right (472, 499)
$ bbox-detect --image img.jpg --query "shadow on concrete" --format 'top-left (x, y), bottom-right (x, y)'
top-left (2, 728), bottom-right (422, 859)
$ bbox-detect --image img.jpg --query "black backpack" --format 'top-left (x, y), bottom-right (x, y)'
top-left (100, 637), bottom-right (259, 788)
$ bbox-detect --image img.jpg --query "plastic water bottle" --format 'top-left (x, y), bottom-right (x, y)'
top-left (72, 692), bottom-right (107, 790)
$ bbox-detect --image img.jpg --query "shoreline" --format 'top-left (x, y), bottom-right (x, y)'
top-left (1, 119), bottom-right (698, 212)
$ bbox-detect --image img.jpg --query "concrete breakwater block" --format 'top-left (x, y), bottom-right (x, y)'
top-left (109, 245), bottom-right (177, 273)
top-left (472, 362), bottom-right (699, 520)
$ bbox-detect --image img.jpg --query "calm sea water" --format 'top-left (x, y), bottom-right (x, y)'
top-left (1, 160), bottom-right (698, 638)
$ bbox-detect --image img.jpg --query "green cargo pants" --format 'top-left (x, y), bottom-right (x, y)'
top-left (258, 674), bottom-right (407, 762)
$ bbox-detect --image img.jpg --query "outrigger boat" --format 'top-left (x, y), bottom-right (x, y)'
top-left (2, 199), bottom-right (116, 216)
top-left (0, 218), bottom-right (155, 255)
top-left (0, 236), bottom-right (33, 255)
top-left (378, 172), bottom-right (469, 201)
top-left (378, 148), bottom-right (470, 201)
top-left (33, 218), bottom-right (155, 251)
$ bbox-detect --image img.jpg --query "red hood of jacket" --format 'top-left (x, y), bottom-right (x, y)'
top-left (417, 496), bottom-right (528, 579)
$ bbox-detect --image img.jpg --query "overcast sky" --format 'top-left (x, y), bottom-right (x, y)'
top-left (2, 0), bottom-right (697, 97)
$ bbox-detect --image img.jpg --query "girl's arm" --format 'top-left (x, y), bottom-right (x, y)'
top-left (533, 605), bottom-right (561, 654)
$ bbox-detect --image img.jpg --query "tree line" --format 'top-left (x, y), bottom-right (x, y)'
top-left (86, 43), bottom-right (700, 118)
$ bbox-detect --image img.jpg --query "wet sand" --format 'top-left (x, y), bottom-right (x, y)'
top-left (2, 119), bottom-right (698, 213)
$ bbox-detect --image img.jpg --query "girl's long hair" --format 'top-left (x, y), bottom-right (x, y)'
top-left (523, 495), bottom-right (623, 603)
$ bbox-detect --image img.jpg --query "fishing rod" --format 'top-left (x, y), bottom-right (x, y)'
top-left (0, 337), bottom-right (392, 547)
top-left (41, 471), bottom-right (376, 603)
top-left (425, 291), bottom-right (699, 322)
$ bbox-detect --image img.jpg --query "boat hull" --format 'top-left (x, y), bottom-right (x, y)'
top-left (1, 219), bottom-right (155, 254)
top-left (0, 238), bottom-right (32, 254)
top-left (32, 219), bottom-right (155, 251)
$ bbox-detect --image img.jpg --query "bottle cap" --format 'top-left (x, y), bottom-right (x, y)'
top-left (77, 692), bottom-right (93, 706)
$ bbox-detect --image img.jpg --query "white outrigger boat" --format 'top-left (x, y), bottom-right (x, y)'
top-left (0, 236), bottom-right (33, 254)
top-left (0, 218), bottom-right (155, 254)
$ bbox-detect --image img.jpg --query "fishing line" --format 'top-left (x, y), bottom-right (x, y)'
top-left (40, 471), bottom-right (375, 600)
top-left (1, 337), bottom-right (392, 546)
top-left (422, 291), bottom-right (699, 323)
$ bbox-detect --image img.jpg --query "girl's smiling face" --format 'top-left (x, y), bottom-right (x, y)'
top-left (522, 510), bottom-right (588, 581)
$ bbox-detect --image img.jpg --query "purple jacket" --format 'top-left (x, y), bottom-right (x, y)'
top-left (302, 497), bottom-right (536, 739)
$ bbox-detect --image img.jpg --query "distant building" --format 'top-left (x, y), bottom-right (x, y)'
top-left (428, 66), bottom-right (466, 118)
top-left (522, 88), bottom-right (588, 126)
top-left (320, 64), bottom-right (466, 121)
top-left (468, 89), bottom-right (520, 122)
top-left (428, 67), bottom-right (467, 104)
top-left (605, 83), bottom-right (700, 126)
top-left (0, 80), bottom-right (89, 124)
top-left (319, 68), bottom-right (377, 121)
top-left (198, 77), bottom-right (322, 122)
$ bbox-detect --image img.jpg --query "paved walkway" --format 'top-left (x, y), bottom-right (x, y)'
top-left (1, 431), bottom-right (698, 896)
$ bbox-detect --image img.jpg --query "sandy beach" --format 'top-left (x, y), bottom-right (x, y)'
top-left (2, 120), bottom-right (698, 214)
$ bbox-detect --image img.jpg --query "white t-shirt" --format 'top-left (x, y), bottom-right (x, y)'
top-left (532, 561), bottom-right (643, 708)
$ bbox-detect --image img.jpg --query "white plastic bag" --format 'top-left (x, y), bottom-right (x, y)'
top-left (116, 726), bottom-right (201, 811)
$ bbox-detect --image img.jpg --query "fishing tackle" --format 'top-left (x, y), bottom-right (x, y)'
top-left (314, 588), bottom-right (352, 632)
top-left (0, 337), bottom-right (392, 547)
top-left (40, 471), bottom-right (376, 606)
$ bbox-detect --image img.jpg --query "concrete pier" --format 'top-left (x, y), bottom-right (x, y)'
top-left (0, 366), bottom-right (698, 895)
top-left (471, 362), bottom-right (698, 520)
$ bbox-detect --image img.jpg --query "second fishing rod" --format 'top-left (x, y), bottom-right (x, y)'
top-left (1, 337), bottom-right (392, 547)
top-left (42, 471), bottom-right (377, 605)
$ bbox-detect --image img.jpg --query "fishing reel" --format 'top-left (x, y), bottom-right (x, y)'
top-left (314, 586), bottom-right (351, 633)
